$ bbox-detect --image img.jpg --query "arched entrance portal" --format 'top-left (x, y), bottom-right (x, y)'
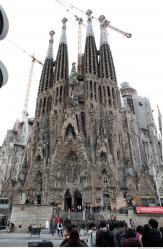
top-left (74, 189), bottom-right (82, 211)
top-left (64, 189), bottom-right (72, 212)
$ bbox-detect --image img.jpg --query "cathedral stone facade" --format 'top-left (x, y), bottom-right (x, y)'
top-left (1, 12), bottom-right (162, 211)
top-left (21, 14), bottom-right (131, 210)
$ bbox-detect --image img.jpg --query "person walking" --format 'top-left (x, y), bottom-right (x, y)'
top-left (61, 228), bottom-right (87, 247)
top-left (96, 220), bottom-right (115, 247)
top-left (57, 222), bottom-right (64, 237)
top-left (87, 222), bottom-right (97, 247)
top-left (148, 218), bottom-right (162, 246)
top-left (51, 219), bottom-right (56, 236)
top-left (123, 228), bottom-right (142, 247)
top-left (114, 221), bottom-right (127, 247)
top-left (142, 224), bottom-right (151, 247)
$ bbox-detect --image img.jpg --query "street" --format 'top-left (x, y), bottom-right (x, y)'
top-left (0, 230), bottom-right (63, 247)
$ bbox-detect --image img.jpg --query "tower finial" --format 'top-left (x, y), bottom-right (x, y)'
top-left (99, 15), bottom-right (105, 25)
top-left (49, 30), bottom-right (55, 38)
top-left (86, 9), bottom-right (92, 20)
top-left (62, 17), bottom-right (68, 28)
top-left (60, 17), bottom-right (68, 44)
top-left (86, 9), bottom-right (94, 37)
top-left (99, 15), bottom-right (108, 45)
top-left (46, 30), bottom-right (55, 58)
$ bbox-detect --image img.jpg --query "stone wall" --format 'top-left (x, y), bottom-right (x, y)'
top-left (10, 205), bottom-right (54, 231)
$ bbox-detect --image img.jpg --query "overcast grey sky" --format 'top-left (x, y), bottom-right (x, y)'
top-left (0, 0), bottom-right (163, 145)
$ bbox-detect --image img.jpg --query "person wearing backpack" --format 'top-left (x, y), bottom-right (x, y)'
top-left (87, 222), bottom-right (97, 247)
top-left (96, 220), bottom-right (115, 247)
top-left (115, 221), bottom-right (127, 247)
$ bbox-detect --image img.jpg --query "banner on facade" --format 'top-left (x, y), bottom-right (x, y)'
top-left (136, 206), bottom-right (163, 214)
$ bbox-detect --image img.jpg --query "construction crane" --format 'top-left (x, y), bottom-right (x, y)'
top-left (7, 38), bottom-right (43, 122)
top-left (6, 38), bottom-right (43, 145)
top-left (21, 56), bottom-right (42, 122)
top-left (53, 0), bottom-right (132, 74)
top-left (53, 0), bottom-right (132, 38)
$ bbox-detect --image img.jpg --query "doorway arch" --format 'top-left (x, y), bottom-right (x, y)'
top-left (74, 189), bottom-right (82, 211)
top-left (64, 189), bottom-right (72, 212)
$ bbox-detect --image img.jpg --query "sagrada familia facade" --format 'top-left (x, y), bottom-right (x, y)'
top-left (0, 11), bottom-right (162, 211)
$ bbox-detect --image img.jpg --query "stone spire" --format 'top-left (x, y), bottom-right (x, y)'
top-left (99, 15), bottom-right (117, 82)
top-left (36, 31), bottom-right (54, 117)
top-left (38, 30), bottom-right (55, 93)
top-left (54, 18), bottom-right (69, 82)
top-left (84, 10), bottom-right (98, 78)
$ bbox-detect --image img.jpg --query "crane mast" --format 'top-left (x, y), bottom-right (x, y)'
top-left (7, 38), bottom-right (43, 122)
top-left (21, 57), bottom-right (35, 122)
top-left (21, 55), bottom-right (43, 122)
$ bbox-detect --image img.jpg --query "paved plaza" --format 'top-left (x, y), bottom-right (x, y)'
top-left (0, 230), bottom-right (64, 247)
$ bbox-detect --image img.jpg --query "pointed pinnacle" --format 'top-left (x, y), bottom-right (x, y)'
top-left (49, 30), bottom-right (55, 37)
top-left (62, 17), bottom-right (68, 24)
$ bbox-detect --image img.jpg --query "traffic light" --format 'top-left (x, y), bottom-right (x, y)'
top-left (0, 4), bottom-right (9, 88)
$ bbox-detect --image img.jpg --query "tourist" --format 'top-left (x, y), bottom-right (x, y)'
top-left (50, 219), bottom-right (56, 236)
top-left (60, 227), bottom-right (71, 247)
top-left (148, 218), bottom-right (163, 246)
top-left (57, 222), bottom-right (63, 237)
top-left (87, 222), bottom-right (96, 247)
top-left (142, 224), bottom-right (151, 247)
top-left (79, 223), bottom-right (87, 238)
top-left (8, 222), bottom-right (15, 232)
top-left (123, 228), bottom-right (142, 247)
top-left (160, 226), bottom-right (163, 238)
top-left (96, 220), bottom-right (115, 247)
top-left (136, 225), bottom-right (143, 245)
top-left (60, 225), bottom-right (88, 247)
top-left (28, 224), bottom-right (32, 233)
top-left (114, 221), bottom-right (127, 247)
top-left (61, 228), bottom-right (87, 247)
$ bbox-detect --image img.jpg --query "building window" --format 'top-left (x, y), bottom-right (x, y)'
top-left (141, 197), bottom-right (156, 206)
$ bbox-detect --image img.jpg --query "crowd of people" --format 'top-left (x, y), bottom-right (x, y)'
top-left (64, 205), bottom-right (111, 213)
top-left (57, 217), bottom-right (163, 247)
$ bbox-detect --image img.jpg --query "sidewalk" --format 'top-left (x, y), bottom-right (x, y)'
top-left (0, 230), bottom-right (63, 247)
top-left (0, 229), bottom-right (63, 239)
